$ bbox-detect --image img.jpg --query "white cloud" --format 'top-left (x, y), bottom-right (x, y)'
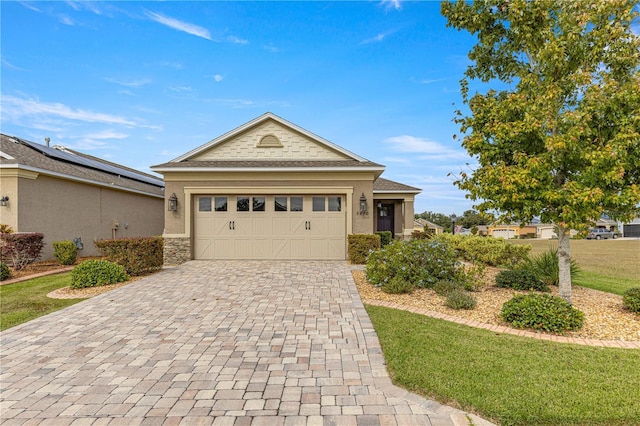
top-left (214, 98), bottom-right (291, 109)
top-left (264, 43), bottom-right (281, 53)
top-left (58, 14), bottom-right (75, 26)
top-left (146, 10), bottom-right (212, 41)
top-left (160, 61), bottom-right (184, 70)
top-left (380, 0), bottom-right (402, 12)
top-left (1, 95), bottom-right (161, 131)
top-left (384, 135), bottom-right (470, 161)
top-left (168, 85), bottom-right (193, 93)
top-left (83, 130), bottom-right (128, 140)
top-left (213, 74), bottom-right (224, 82)
top-left (19, 2), bottom-right (41, 13)
top-left (360, 29), bottom-right (398, 45)
top-left (226, 35), bottom-right (248, 45)
top-left (105, 77), bottom-right (152, 88)
top-left (1, 58), bottom-right (26, 71)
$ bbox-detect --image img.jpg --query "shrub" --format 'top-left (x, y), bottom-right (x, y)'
top-left (366, 239), bottom-right (463, 289)
top-left (622, 288), bottom-right (640, 314)
top-left (348, 234), bottom-right (381, 264)
top-left (500, 294), bottom-right (584, 333)
top-left (375, 231), bottom-right (393, 247)
top-left (52, 240), bottom-right (77, 265)
top-left (495, 269), bottom-right (549, 292)
top-left (381, 275), bottom-right (415, 294)
top-left (433, 280), bottom-right (463, 296)
top-left (95, 236), bottom-right (163, 276)
top-left (0, 262), bottom-right (11, 281)
top-left (520, 247), bottom-right (581, 287)
top-left (71, 260), bottom-right (129, 289)
top-left (0, 224), bottom-right (14, 234)
top-left (0, 233), bottom-right (44, 270)
top-left (445, 289), bottom-right (477, 310)
top-left (434, 234), bottom-right (530, 267)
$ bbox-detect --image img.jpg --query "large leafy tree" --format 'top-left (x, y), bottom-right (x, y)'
top-left (442, 0), bottom-right (640, 303)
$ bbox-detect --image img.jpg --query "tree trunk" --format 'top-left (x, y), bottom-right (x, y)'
top-left (557, 226), bottom-right (572, 304)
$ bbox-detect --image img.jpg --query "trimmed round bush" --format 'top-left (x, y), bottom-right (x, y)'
top-left (500, 294), bottom-right (584, 333)
top-left (71, 260), bottom-right (129, 289)
top-left (445, 289), bottom-right (477, 310)
top-left (53, 240), bottom-right (77, 265)
top-left (495, 269), bottom-right (549, 292)
top-left (381, 275), bottom-right (415, 294)
top-left (0, 262), bottom-right (11, 281)
top-left (622, 288), bottom-right (640, 314)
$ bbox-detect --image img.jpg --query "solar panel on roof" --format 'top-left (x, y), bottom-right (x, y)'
top-left (16, 137), bottom-right (163, 187)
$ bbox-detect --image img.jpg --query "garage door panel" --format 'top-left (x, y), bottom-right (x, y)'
top-left (194, 195), bottom-right (345, 260)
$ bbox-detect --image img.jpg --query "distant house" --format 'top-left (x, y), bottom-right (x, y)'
top-left (0, 134), bottom-right (165, 260)
top-left (620, 219), bottom-right (640, 238)
top-left (151, 113), bottom-right (421, 263)
top-left (414, 218), bottom-right (444, 235)
top-left (488, 223), bottom-right (556, 239)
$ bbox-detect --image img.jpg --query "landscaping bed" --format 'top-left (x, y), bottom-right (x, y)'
top-left (353, 268), bottom-right (640, 341)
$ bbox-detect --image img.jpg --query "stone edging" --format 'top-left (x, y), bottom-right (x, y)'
top-left (364, 299), bottom-right (640, 349)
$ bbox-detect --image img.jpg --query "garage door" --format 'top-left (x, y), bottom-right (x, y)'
top-left (623, 224), bottom-right (640, 238)
top-left (492, 229), bottom-right (516, 239)
top-left (194, 195), bottom-right (346, 260)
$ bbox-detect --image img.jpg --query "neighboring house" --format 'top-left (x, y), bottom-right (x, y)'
top-left (0, 134), bottom-right (165, 260)
top-left (152, 113), bottom-right (421, 263)
top-left (620, 218), bottom-right (640, 238)
top-left (414, 218), bottom-right (444, 235)
top-left (594, 218), bottom-right (619, 233)
top-left (488, 223), bottom-right (556, 239)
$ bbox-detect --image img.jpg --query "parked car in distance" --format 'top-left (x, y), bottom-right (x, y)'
top-left (586, 228), bottom-right (618, 240)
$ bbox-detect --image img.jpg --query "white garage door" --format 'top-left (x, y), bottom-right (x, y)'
top-left (492, 229), bottom-right (516, 239)
top-left (194, 195), bottom-right (346, 260)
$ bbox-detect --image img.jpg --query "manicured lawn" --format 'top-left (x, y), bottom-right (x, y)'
top-left (510, 239), bottom-right (640, 294)
top-left (366, 304), bottom-right (640, 426)
top-left (0, 272), bottom-right (85, 331)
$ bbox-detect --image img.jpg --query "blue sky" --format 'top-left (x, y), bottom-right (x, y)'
top-left (1, 0), bottom-right (481, 215)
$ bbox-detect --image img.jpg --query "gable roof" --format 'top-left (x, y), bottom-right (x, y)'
top-left (171, 112), bottom-right (370, 163)
top-left (373, 177), bottom-right (421, 194)
top-left (0, 134), bottom-right (164, 197)
top-left (152, 113), bottom-right (385, 178)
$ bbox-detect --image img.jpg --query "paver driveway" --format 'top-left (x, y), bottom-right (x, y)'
top-left (0, 261), bottom-right (493, 425)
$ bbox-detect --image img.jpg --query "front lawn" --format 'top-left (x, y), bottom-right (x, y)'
top-left (367, 304), bottom-right (640, 426)
top-left (0, 272), bottom-right (85, 331)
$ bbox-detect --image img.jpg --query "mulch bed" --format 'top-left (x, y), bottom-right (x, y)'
top-left (353, 269), bottom-right (640, 342)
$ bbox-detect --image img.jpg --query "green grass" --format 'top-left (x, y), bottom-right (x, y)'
top-left (366, 304), bottom-right (640, 426)
top-left (510, 239), bottom-right (640, 294)
top-left (0, 272), bottom-right (85, 331)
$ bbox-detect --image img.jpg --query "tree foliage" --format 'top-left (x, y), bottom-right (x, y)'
top-left (442, 0), bottom-right (640, 303)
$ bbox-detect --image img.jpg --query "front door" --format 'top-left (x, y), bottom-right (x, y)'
top-left (377, 203), bottom-right (395, 233)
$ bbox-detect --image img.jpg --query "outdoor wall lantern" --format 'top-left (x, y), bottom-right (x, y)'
top-left (0, 196), bottom-right (9, 207)
top-left (359, 193), bottom-right (368, 215)
top-left (168, 193), bottom-right (178, 212)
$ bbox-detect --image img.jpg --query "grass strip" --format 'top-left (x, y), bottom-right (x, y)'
top-left (575, 271), bottom-right (639, 296)
top-left (0, 272), bottom-right (85, 331)
top-left (366, 304), bottom-right (640, 426)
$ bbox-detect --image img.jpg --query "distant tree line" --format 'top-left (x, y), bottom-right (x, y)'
top-left (415, 209), bottom-right (493, 233)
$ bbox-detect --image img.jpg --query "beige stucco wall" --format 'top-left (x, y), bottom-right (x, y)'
top-left (161, 171), bottom-right (376, 261)
top-left (10, 173), bottom-right (164, 260)
top-left (0, 172), bottom-right (19, 230)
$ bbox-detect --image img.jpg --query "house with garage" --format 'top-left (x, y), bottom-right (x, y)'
top-left (0, 134), bottom-right (165, 260)
top-left (152, 113), bottom-right (420, 264)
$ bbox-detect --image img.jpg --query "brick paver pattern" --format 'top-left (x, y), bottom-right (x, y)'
top-left (0, 261), bottom-right (494, 425)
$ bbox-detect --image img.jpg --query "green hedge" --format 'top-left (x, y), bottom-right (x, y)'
top-left (0, 262), bottom-right (10, 281)
top-left (622, 288), bottom-right (640, 314)
top-left (95, 236), bottom-right (163, 276)
top-left (348, 234), bottom-right (381, 264)
top-left (53, 240), bottom-right (77, 265)
top-left (434, 234), bottom-right (530, 267)
top-left (375, 231), bottom-right (393, 247)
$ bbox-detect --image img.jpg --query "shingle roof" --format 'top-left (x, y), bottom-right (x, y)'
top-left (152, 159), bottom-right (385, 170)
top-left (373, 177), bottom-right (421, 193)
top-left (0, 134), bottom-right (164, 197)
